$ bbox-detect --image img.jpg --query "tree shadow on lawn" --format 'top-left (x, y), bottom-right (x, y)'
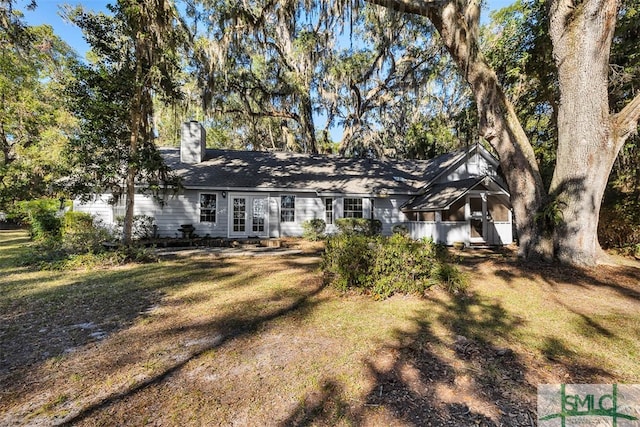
top-left (0, 253), bottom-right (325, 425)
top-left (494, 257), bottom-right (640, 300)
top-left (4, 248), bottom-right (626, 425)
top-left (279, 292), bottom-right (530, 426)
top-left (55, 278), bottom-right (326, 426)
top-left (280, 288), bottom-right (617, 427)
top-left (491, 257), bottom-right (640, 381)
top-left (0, 256), bottom-right (246, 380)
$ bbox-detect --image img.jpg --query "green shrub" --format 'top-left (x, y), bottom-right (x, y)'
top-left (433, 241), bottom-right (451, 261)
top-left (599, 195), bottom-right (640, 252)
top-left (17, 210), bottom-right (157, 270)
top-left (20, 241), bottom-right (157, 271)
top-left (431, 262), bottom-right (467, 293)
top-left (120, 244), bottom-right (158, 263)
top-left (22, 245), bottom-right (158, 271)
top-left (18, 240), bottom-right (66, 268)
top-left (17, 199), bottom-right (63, 240)
top-left (302, 218), bottom-right (326, 241)
top-left (62, 211), bottom-right (112, 253)
top-left (391, 223), bottom-right (409, 235)
top-left (370, 233), bottom-right (435, 299)
top-left (335, 218), bottom-right (382, 236)
top-left (534, 198), bottom-right (565, 236)
top-left (322, 234), bottom-right (374, 291)
top-left (323, 233), bottom-right (463, 299)
top-left (62, 211), bottom-right (94, 234)
top-left (51, 251), bottom-right (128, 271)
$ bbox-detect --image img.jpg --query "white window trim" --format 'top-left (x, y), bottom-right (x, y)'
top-left (343, 197), bottom-right (364, 218)
top-left (199, 192), bottom-right (217, 223)
top-left (325, 197), bottom-right (334, 224)
top-left (280, 195), bottom-right (296, 223)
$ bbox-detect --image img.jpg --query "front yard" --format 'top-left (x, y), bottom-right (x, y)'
top-left (1, 230), bottom-right (639, 426)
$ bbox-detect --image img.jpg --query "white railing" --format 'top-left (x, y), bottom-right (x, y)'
top-left (406, 221), bottom-right (437, 240)
top-left (437, 222), bottom-right (468, 244)
top-left (487, 222), bottom-right (512, 245)
top-left (404, 221), bottom-right (512, 245)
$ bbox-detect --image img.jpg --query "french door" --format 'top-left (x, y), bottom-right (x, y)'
top-left (229, 195), bottom-right (269, 238)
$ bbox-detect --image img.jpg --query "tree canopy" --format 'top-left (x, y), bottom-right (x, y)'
top-left (0, 2), bottom-right (76, 210)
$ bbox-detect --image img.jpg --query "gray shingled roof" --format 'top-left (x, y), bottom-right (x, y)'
top-left (402, 178), bottom-right (484, 210)
top-left (161, 148), bottom-right (466, 195)
top-left (402, 176), bottom-right (509, 211)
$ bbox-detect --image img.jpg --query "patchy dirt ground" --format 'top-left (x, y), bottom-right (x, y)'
top-left (1, 232), bottom-right (639, 426)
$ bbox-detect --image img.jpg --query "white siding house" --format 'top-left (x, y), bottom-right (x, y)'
top-left (74, 121), bottom-right (514, 246)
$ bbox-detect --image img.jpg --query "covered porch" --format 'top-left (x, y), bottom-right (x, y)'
top-left (401, 177), bottom-right (513, 246)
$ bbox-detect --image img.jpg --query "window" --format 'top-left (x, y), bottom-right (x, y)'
top-left (469, 197), bottom-right (483, 218)
top-left (252, 198), bottom-right (266, 232)
top-left (281, 195), bottom-right (295, 222)
top-left (233, 197), bottom-right (245, 231)
top-left (404, 211), bottom-right (417, 221)
top-left (419, 211), bottom-right (435, 221)
top-left (325, 198), bottom-right (333, 224)
top-left (404, 211), bottom-right (435, 221)
top-left (488, 196), bottom-right (509, 222)
top-left (442, 198), bottom-right (465, 222)
top-left (343, 198), bottom-right (363, 218)
top-left (200, 193), bottom-right (217, 222)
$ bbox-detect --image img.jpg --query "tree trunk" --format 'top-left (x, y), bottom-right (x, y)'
top-left (123, 105), bottom-right (139, 246)
top-left (123, 42), bottom-right (144, 246)
top-left (300, 94), bottom-right (318, 153)
top-left (366, 0), bottom-right (640, 265)
top-left (366, 0), bottom-right (548, 259)
top-left (548, 0), bottom-right (621, 265)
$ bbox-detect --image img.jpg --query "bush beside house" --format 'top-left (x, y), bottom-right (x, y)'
top-left (335, 218), bottom-right (382, 236)
top-left (302, 219), bottom-right (326, 241)
top-left (14, 199), bottom-right (157, 269)
top-left (322, 232), bottom-right (466, 300)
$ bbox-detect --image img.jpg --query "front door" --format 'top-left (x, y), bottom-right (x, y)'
top-left (469, 195), bottom-right (486, 243)
top-left (251, 197), bottom-right (267, 235)
top-left (231, 197), bottom-right (247, 236)
top-left (229, 195), bottom-right (269, 238)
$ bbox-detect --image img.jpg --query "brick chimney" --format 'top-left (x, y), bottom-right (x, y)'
top-left (180, 121), bottom-right (206, 164)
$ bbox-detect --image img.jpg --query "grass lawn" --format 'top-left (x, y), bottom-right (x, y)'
top-left (1, 229), bottom-right (639, 426)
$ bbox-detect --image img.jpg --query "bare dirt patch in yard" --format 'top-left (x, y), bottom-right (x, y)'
top-left (1, 231), bottom-right (640, 426)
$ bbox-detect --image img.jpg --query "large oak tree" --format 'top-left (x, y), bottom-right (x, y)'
top-left (367, 0), bottom-right (640, 266)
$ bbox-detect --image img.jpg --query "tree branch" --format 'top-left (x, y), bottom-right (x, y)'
top-left (217, 107), bottom-right (300, 121)
top-left (613, 91), bottom-right (640, 140)
top-left (365, 0), bottom-right (444, 16)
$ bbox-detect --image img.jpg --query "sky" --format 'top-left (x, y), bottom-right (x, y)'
top-left (23, 0), bottom-right (515, 59)
top-left (22, 0), bottom-right (106, 57)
